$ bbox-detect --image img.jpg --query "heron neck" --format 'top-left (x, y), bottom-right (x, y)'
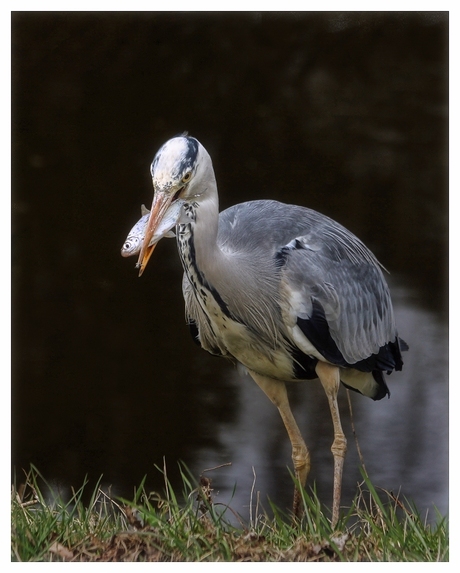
top-left (188, 189), bottom-right (222, 272)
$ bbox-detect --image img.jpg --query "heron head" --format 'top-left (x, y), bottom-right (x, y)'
top-left (136, 135), bottom-right (213, 276)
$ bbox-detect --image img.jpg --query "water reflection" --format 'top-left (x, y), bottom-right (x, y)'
top-left (190, 280), bottom-right (448, 522)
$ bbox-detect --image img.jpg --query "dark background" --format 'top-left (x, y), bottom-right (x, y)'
top-left (12, 12), bottom-right (448, 519)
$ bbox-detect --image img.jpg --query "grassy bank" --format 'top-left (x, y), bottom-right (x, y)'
top-left (11, 465), bottom-right (448, 562)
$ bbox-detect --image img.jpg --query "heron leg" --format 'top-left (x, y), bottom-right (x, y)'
top-left (315, 361), bottom-right (347, 527)
top-left (248, 370), bottom-right (310, 518)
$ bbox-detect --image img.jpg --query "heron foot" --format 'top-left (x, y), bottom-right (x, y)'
top-left (291, 444), bottom-right (311, 518)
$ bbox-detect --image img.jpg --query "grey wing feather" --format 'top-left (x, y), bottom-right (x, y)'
top-left (283, 246), bottom-right (395, 364)
top-left (217, 200), bottom-right (398, 366)
top-left (278, 213), bottom-right (397, 365)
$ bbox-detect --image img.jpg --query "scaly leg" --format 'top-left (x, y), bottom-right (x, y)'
top-left (249, 370), bottom-right (310, 518)
top-left (315, 361), bottom-right (347, 527)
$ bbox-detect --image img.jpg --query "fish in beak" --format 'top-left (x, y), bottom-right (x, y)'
top-left (121, 202), bottom-right (180, 258)
top-left (136, 191), bottom-right (183, 276)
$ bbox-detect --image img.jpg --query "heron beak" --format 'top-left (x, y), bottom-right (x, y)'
top-left (136, 190), bottom-right (175, 277)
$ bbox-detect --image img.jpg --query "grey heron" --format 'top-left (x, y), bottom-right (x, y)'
top-left (133, 135), bottom-right (407, 526)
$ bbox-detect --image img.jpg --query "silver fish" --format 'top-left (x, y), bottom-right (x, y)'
top-left (121, 201), bottom-right (182, 257)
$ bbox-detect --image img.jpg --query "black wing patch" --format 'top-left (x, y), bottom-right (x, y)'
top-left (289, 344), bottom-right (319, 380)
top-left (297, 298), bottom-right (407, 373)
top-left (297, 299), bottom-right (347, 367)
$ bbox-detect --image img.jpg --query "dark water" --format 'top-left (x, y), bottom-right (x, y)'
top-left (12, 12), bottom-right (448, 521)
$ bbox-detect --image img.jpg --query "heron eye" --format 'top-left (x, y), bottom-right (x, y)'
top-left (182, 172), bottom-right (192, 183)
